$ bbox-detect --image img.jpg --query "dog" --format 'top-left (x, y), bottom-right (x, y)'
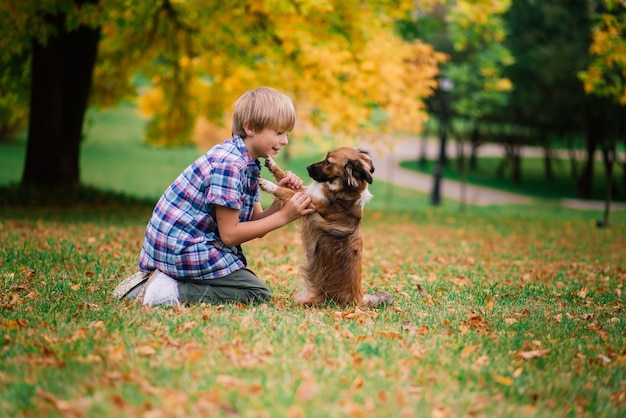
top-left (259, 147), bottom-right (393, 308)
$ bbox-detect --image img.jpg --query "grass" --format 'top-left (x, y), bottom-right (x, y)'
top-left (400, 156), bottom-right (625, 203)
top-left (1, 106), bottom-right (625, 416)
top-left (0, 198), bottom-right (624, 417)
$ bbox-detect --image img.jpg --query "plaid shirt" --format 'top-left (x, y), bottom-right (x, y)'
top-left (138, 136), bottom-right (262, 279)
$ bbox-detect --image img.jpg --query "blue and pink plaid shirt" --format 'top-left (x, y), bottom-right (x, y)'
top-left (138, 136), bottom-right (262, 279)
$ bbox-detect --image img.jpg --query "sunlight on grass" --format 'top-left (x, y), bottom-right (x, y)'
top-left (0, 205), bottom-right (624, 417)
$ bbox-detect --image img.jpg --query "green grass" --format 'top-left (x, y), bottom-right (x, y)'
top-left (400, 156), bottom-right (625, 202)
top-left (1, 106), bottom-right (625, 417)
top-left (1, 103), bottom-right (201, 200)
top-left (0, 197), bottom-right (624, 417)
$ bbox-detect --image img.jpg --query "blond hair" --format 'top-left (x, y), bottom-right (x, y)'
top-left (231, 87), bottom-right (296, 138)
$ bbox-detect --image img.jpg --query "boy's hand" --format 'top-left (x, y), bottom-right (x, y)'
top-left (283, 192), bottom-right (315, 221)
top-left (278, 171), bottom-right (304, 190)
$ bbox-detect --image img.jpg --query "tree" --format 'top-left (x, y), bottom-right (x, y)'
top-left (578, 0), bottom-right (626, 225)
top-left (443, 0), bottom-right (513, 179)
top-left (503, 0), bottom-right (593, 187)
top-left (0, 0), bottom-right (444, 191)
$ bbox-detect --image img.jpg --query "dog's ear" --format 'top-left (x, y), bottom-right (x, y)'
top-left (345, 159), bottom-right (373, 186)
top-left (357, 149), bottom-right (375, 175)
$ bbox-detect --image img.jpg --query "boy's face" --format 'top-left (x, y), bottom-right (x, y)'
top-left (244, 127), bottom-right (289, 160)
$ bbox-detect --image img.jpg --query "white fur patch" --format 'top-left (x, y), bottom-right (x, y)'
top-left (305, 181), bottom-right (328, 201)
top-left (328, 179), bottom-right (341, 191)
top-left (258, 178), bottom-right (277, 193)
top-left (358, 186), bottom-right (373, 208)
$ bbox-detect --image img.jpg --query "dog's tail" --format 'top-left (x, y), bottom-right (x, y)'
top-left (362, 291), bottom-right (394, 308)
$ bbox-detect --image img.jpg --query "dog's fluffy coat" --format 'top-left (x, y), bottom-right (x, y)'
top-left (259, 147), bottom-right (392, 308)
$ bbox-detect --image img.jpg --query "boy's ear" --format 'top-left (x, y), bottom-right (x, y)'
top-left (243, 122), bottom-right (255, 136)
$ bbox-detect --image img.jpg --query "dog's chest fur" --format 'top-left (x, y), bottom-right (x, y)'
top-left (305, 181), bottom-right (373, 208)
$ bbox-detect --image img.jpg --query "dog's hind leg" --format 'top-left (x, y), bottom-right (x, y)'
top-left (362, 292), bottom-right (394, 308)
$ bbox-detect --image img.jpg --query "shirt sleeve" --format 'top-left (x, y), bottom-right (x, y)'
top-left (204, 163), bottom-right (244, 209)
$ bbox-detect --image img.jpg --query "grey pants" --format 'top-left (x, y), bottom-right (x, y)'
top-left (176, 268), bottom-right (272, 304)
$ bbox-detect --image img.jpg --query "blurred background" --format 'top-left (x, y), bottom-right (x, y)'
top-left (0, 0), bottom-right (624, 217)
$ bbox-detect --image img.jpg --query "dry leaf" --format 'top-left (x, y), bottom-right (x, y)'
top-left (135, 345), bottom-right (156, 357)
top-left (351, 375), bottom-right (364, 390)
top-left (485, 296), bottom-right (495, 312)
top-left (460, 344), bottom-right (480, 359)
top-left (492, 374), bottom-right (514, 386)
top-left (517, 349), bottom-right (551, 360)
top-left (216, 375), bottom-right (242, 389)
top-left (295, 380), bottom-right (318, 402)
top-left (377, 330), bottom-right (402, 340)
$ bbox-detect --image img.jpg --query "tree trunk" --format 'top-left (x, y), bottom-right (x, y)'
top-left (21, 2), bottom-right (100, 190)
top-left (469, 124), bottom-right (480, 171)
top-left (543, 147), bottom-right (553, 181)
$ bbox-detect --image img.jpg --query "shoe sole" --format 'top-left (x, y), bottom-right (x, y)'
top-left (111, 271), bottom-right (152, 300)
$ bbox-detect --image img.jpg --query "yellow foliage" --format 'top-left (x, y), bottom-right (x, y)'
top-left (579, 4), bottom-right (626, 105)
top-left (137, 87), bottom-right (164, 118)
top-left (92, 0), bottom-right (445, 147)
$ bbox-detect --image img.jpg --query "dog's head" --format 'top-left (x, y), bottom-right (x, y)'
top-left (307, 148), bottom-right (374, 191)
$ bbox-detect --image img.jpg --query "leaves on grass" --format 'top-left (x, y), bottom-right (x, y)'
top-left (516, 349), bottom-right (551, 360)
top-left (1, 213), bottom-right (625, 417)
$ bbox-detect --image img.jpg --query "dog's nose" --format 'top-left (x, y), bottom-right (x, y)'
top-left (306, 165), bottom-right (314, 176)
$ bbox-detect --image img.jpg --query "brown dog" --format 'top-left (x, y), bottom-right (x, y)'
top-left (259, 147), bottom-right (393, 308)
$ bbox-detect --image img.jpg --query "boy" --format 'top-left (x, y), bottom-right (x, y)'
top-left (112, 87), bottom-right (314, 306)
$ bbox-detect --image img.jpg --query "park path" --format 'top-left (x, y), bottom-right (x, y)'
top-left (359, 136), bottom-right (626, 210)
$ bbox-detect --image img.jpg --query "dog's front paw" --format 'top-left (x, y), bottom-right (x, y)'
top-left (258, 178), bottom-right (277, 193)
top-left (264, 156), bottom-right (277, 171)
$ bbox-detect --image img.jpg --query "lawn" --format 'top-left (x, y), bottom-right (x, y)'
top-left (1, 199), bottom-right (624, 417)
top-left (1, 107), bottom-right (625, 417)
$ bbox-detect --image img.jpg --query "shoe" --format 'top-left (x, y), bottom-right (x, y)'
top-left (137, 269), bottom-right (180, 307)
top-left (112, 271), bottom-right (152, 300)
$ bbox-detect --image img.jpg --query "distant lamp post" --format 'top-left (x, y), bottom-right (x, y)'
top-left (431, 77), bottom-right (454, 206)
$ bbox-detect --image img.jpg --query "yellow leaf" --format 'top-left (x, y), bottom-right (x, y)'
top-left (108, 344), bottom-right (125, 362)
top-left (71, 283), bottom-right (81, 291)
top-left (492, 374), bottom-right (514, 386)
top-left (577, 288), bottom-right (589, 298)
top-left (461, 344), bottom-right (480, 359)
top-left (485, 296), bottom-right (495, 312)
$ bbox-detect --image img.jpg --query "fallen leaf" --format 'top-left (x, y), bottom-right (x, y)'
top-left (485, 296), bottom-right (495, 312)
top-left (216, 375), bottom-right (242, 390)
top-left (295, 380), bottom-right (318, 402)
top-left (351, 375), bottom-right (364, 390)
top-left (416, 284), bottom-right (430, 298)
top-left (377, 330), bottom-right (402, 340)
top-left (135, 345), bottom-right (156, 357)
top-left (517, 349), bottom-right (551, 360)
top-left (460, 344), bottom-right (480, 359)
top-left (492, 374), bottom-right (514, 386)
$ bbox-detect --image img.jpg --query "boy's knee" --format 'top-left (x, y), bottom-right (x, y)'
top-left (248, 285), bottom-right (272, 304)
